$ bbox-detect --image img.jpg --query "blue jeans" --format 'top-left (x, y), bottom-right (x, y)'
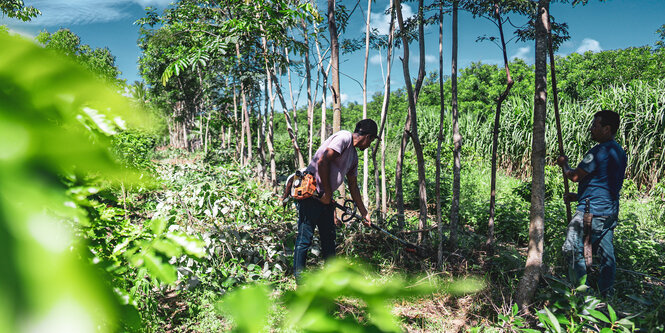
top-left (563, 211), bottom-right (617, 296)
top-left (293, 197), bottom-right (335, 282)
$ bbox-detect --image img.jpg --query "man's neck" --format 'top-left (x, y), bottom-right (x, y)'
top-left (596, 136), bottom-right (614, 143)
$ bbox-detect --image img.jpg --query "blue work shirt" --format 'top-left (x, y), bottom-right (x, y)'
top-left (576, 139), bottom-right (627, 216)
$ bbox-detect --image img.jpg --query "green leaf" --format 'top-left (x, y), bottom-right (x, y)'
top-left (151, 239), bottom-right (182, 257)
top-left (608, 304), bottom-right (617, 323)
top-left (512, 303), bottom-right (519, 316)
top-left (587, 309), bottom-right (610, 323)
top-left (544, 307), bottom-right (562, 333)
top-left (141, 251), bottom-right (177, 284)
top-left (165, 232), bottom-right (206, 258)
top-left (218, 285), bottom-right (271, 333)
top-left (150, 217), bottom-right (168, 235)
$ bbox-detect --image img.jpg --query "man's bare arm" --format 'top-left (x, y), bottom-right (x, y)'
top-left (347, 173), bottom-right (370, 226)
top-left (557, 155), bottom-right (589, 183)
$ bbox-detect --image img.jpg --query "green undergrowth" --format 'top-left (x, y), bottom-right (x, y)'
top-left (90, 141), bottom-right (664, 331)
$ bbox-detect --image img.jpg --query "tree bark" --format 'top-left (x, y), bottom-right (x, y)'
top-left (449, 0), bottom-right (460, 250)
top-left (302, 19), bottom-right (315, 162)
top-left (328, 0), bottom-right (341, 135)
top-left (516, 0), bottom-right (549, 311)
top-left (547, 11), bottom-right (573, 224)
top-left (328, 0), bottom-right (343, 199)
top-left (487, 4), bottom-right (515, 250)
top-left (285, 47), bottom-right (300, 146)
top-left (436, 0), bottom-right (445, 270)
top-left (362, 0), bottom-right (373, 209)
top-left (314, 31), bottom-right (332, 143)
top-left (241, 81), bottom-right (252, 164)
top-left (260, 36), bottom-right (305, 169)
top-left (265, 64), bottom-right (278, 189)
top-left (394, 0), bottom-right (428, 242)
top-left (373, 4), bottom-right (395, 217)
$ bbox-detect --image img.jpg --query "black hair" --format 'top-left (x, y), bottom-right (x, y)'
top-left (354, 119), bottom-right (378, 138)
top-left (594, 110), bottom-right (620, 135)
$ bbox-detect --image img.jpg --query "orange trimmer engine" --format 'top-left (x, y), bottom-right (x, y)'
top-left (291, 170), bottom-right (317, 200)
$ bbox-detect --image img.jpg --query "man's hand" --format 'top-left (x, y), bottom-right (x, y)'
top-left (563, 192), bottom-right (578, 202)
top-left (557, 155), bottom-right (569, 168)
top-left (319, 192), bottom-right (332, 205)
top-left (362, 212), bottom-right (372, 227)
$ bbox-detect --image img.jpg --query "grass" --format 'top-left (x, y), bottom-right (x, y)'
top-left (116, 145), bottom-right (665, 332)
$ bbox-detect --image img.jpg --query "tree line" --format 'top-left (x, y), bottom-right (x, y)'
top-left (130, 0), bottom-right (665, 308)
top-left (5, 0), bottom-right (663, 311)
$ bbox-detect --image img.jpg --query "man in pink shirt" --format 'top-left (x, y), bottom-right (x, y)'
top-left (293, 119), bottom-right (378, 282)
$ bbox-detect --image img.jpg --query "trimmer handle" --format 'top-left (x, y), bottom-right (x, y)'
top-left (334, 199), bottom-right (360, 223)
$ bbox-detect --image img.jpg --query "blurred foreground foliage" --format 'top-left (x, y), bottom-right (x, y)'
top-left (0, 33), bottom-right (202, 332)
top-left (218, 258), bottom-right (484, 333)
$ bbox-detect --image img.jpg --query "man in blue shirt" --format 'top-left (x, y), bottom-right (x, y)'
top-left (557, 110), bottom-right (627, 296)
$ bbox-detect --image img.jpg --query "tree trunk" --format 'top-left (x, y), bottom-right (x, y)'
top-left (486, 4), bottom-right (515, 250)
top-left (302, 19), bottom-right (315, 162)
top-left (285, 47), bottom-right (300, 145)
top-left (261, 36), bottom-right (305, 169)
top-left (314, 24), bottom-right (332, 144)
top-left (241, 81), bottom-right (252, 164)
top-left (395, 0), bottom-right (428, 242)
top-left (362, 0), bottom-right (373, 209)
top-left (436, 0), bottom-right (445, 270)
top-left (373, 4), bottom-right (395, 217)
top-left (258, 80), bottom-right (267, 180)
top-left (328, 0), bottom-right (344, 199)
top-left (516, 0), bottom-right (549, 311)
top-left (233, 84), bottom-right (241, 159)
top-left (328, 0), bottom-right (341, 136)
top-left (265, 64), bottom-right (278, 189)
top-left (449, 0), bottom-right (460, 250)
top-left (395, 114), bottom-right (410, 228)
top-left (547, 11), bottom-right (573, 224)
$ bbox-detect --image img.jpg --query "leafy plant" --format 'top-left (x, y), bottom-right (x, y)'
top-left (0, 33), bottom-right (147, 332)
top-left (536, 275), bottom-right (635, 333)
top-left (218, 258), bottom-right (484, 332)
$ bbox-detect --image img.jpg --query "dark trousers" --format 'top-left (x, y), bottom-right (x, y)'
top-left (293, 197), bottom-right (335, 282)
top-left (565, 211), bottom-right (618, 296)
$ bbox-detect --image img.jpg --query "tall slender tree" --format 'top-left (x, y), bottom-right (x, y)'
top-left (486, 3), bottom-right (515, 249)
top-left (517, 0), bottom-right (549, 310)
top-left (436, 0), bottom-right (446, 269)
top-left (449, 0), bottom-right (460, 250)
top-left (362, 0), bottom-right (373, 208)
top-left (394, 0), bottom-right (429, 241)
top-left (373, 4), bottom-right (396, 217)
top-left (328, 0), bottom-right (341, 135)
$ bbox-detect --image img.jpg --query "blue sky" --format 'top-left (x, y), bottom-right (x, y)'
top-left (3, 0), bottom-right (664, 108)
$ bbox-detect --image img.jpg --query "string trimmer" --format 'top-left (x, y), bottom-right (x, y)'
top-left (331, 199), bottom-right (427, 256)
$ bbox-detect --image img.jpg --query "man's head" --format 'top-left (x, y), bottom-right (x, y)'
top-left (353, 119), bottom-right (379, 150)
top-left (590, 110), bottom-right (620, 142)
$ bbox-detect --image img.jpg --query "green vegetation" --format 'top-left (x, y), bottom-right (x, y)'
top-left (2, 2), bottom-right (665, 332)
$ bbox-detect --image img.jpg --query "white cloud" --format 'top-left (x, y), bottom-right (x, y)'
top-left (409, 54), bottom-right (437, 64)
top-left (368, 3), bottom-right (414, 35)
top-left (8, 27), bottom-right (37, 39)
top-left (16, 0), bottom-right (172, 26)
top-left (575, 38), bottom-right (602, 54)
top-left (369, 53), bottom-right (383, 65)
top-left (510, 47), bottom-right (530, 61)
top-left (325, 93), bottom-right (349, 105)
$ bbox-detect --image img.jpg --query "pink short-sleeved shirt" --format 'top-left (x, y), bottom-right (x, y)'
top-left (306, 130), bottom-right (358, 194)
